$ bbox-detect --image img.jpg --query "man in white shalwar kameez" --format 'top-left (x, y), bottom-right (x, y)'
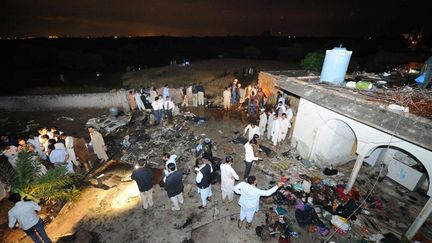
top-left (276, 101), bottom-right (286, 117)
top-left (258, 109), bottom-right (267, 137)
top-left (233, 176), bottom-right (283, 229)
top-left (88, 127), bottom-right (109, 162)
top-left (266, 111), bottom-right (274, 140)
top-left (243, 123), bottom-right (260, 141)
top-left (49, 143), bottom-right (74, 174)
top-left (220, 156), bottom-right (239, 203)
top-left (62, 134), bottom-right (79, 167)
top-left (149, 87), bottom-right (157, 103)
top-left (271, 114), bottom-right (281, 146)
top-left (223, 87), bottom-right (231, 110)
top-left (195, 158), bottom-right (213, 209)
top-left (279, 113), bottom-right (291, 143)
top-left (134, 92), bottom-right (145, 111)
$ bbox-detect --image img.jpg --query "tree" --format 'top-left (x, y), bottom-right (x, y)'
top-left (301, 51), bottom-right (325, 72)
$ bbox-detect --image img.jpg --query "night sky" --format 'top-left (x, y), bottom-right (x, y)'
top-left (0, 0), bottom-right (430, 37)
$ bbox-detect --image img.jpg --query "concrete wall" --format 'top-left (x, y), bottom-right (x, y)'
top-left (292, 98), bottom-right (432, 195)
top-left (0, 90), bottom-right (131, 111)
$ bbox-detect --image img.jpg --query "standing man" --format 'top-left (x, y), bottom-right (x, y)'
top-left (181, 86), bottom-right (188, 107)
top-left (8, 193), bottom-right (52, 243)
top-left (149, 87), bottom-right (157, 103)
top-left (266, 111), bottom-right (274, 140)
top-left (131, 159), bottom-right (154, 209)
top-left (244, 139), bottom-right (261, 179)
top-left (162, 84), bottom-right (170, 102)
top-left (195, 158), bottom-right (213, 209)
top-left (243, 122), bottom-right (260, 141)
top-left (197, 82), bottom-right (205, 106)
top-left (163, 96), bottom-right (175, 122)
top-left (271, 114), bottom-right (281, 147)
top-left (233, 176), bottom-right (283, 229)
top-left (152, 97), bottom-right (162, 125)
top-left (258, 109), bottom-right (267, 137)
top-left (134, 91), bottom-right (145, 111)
top-left (223, 86), bottom-right (231, 111)
top-left (231, 81), bottom-right (238, 105)
top-left (279, 113), bottom-right (291, 143)
top-left (27, 134), bottom-right (46, 160)
top-left (88, 126), bottom-right (109, 162)
top-left (73, 136), bottom-right (91, 172)
top-left (192, 83), bottom-right (198, 107)
top-left (60, 134), bottom-right (79, 168)
top-left (220, 156), bottom-right (239, 203)
top-left (165, 163), bottom-right (184, 211)
top-left (127, 90), bottom-right (136, 111)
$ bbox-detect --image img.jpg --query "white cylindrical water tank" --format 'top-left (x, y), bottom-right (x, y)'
top-left (320, 46), bottom-right (352, 84)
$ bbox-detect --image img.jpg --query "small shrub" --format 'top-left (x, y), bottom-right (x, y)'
top-left (301, 51), bottom-right (325, 72)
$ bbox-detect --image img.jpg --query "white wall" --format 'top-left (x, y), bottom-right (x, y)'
top-left (292, 98), bottom-right (432, 195)
top-left (0, 90), bottom-right (130, 111)
top-left (312, 119), bottom-right (356, 167)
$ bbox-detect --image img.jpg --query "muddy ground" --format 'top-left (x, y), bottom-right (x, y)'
top-left (1, 107), bottom-right (432, 243)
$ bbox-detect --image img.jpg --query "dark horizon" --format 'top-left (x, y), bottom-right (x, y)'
top-left (1, 0), bottom-right (431, 38)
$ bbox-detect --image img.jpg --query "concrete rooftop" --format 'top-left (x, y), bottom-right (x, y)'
top-left (266, 71), bottom-right (432, 151)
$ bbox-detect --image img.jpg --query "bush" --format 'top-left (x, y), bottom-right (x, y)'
top-left (0, 150), bottom-right (78, 203)
top-left (301, 51), bottom-right (325, 72)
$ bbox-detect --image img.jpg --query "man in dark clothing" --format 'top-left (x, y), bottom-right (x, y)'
top-left (131, 159), bottom-right (154, 209)
top-left (164, 163), bottom-right (184, 211)
top-left (195, 158), bottom-right (213, 209)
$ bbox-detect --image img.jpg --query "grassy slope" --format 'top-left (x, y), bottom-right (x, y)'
top-left (122, 58), bottom-right (298, 97)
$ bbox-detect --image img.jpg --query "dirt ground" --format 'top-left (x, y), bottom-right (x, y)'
top-left (1, 107), bottom-right (432, 243)
top-left (122, 58), bottom-right (299, 97)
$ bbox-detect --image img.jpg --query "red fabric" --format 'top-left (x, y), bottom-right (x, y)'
top-left (279, 236), bottom-right (290, 243)
top-left (336, 185), bottom-right (349, 202)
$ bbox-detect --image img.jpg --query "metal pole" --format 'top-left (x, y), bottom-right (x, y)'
top-left (345, 155), bottom-right (364, 193)
top-left (405, 197), bottom-right (432, 240)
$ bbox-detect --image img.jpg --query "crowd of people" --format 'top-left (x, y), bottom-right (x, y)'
top-left (129, 78), bottom-right (295, 233)
top-left (3, 126), bottom-right (110, 242)
top-left (3, 78), bottom-right (296, 242)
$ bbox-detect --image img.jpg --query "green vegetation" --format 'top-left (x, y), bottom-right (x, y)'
top-left (0, 150), bottom-right (78, 204)
top-left (301, 51), bottom-right (325, 72)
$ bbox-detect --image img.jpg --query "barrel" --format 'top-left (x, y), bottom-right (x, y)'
top-left (320, 46), bottom-right (352, 84)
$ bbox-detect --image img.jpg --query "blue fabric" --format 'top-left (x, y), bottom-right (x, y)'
top-left (416, 73), bottom-right (425, 83)
top-left (24, 219), bottom-right (51, 243)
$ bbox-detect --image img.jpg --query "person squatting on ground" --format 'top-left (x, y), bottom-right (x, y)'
top-left (131, 159), bottom-right (154, 209)
top-left (244, 139), bottom-right (261, 179)
top-left (88, 126), bottom-right (109, 162)
top-left (8, 193), bottom-right (52, 243)
top-left (233, 176), bottom-right (283, 229)
top-left (195, 158), bottom-right (213, 209)
top-left (220, 156), bottom-right (239, 203)
top-left (164, 163), bottom-right (184, 211)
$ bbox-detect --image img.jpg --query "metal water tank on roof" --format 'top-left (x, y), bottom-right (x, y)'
top-left (320, 46), bottom-right (352, 84)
